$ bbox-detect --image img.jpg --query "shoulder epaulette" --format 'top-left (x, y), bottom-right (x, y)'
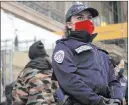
top-left (56, 38), bottom-right (68, 44)
top-left (99, 49), bottom-right (109, 55)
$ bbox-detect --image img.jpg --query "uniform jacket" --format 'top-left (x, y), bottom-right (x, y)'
top-left (117, 74), bottom-right (127, 97)
top-left (52, 37), bottom-right (123, 105)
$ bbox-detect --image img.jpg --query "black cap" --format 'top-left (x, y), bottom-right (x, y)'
top-left (29, 40), bottom-right (47, 60)
top-left (65, 4), bottom-right (99, 22)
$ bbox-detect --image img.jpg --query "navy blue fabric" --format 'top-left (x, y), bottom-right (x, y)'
top-left (52, 38), bottom-right (123, 105)
top-left (117, 74), bottom-right (127, 97)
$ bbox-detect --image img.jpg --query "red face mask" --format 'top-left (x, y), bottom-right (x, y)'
top-left (75, 20), bottom-right (94, 35)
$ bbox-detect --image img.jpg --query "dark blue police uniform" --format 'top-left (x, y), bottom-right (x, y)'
top-left (52, 37), bottom-right (123, 105)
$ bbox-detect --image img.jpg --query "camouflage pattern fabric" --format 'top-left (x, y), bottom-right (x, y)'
top-left (12, 68), bottom-right (55, 105)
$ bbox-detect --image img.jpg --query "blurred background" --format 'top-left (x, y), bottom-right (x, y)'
top-left (1, 1), bottom-right (128, 103)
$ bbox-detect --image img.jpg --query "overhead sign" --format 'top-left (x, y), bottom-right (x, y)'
top-left (94, 22), bottom-right (127, 41)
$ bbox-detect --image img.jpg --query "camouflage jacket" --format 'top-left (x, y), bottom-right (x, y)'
top-left (12, 68), bottom-right (55, 105)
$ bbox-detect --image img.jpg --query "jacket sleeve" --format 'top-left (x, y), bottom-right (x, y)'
top-left (52, 43), bottom-right (101, 105)
top-left (108, 59), bottom-right (123, 102)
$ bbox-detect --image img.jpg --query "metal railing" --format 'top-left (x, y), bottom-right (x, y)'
top-left (1, 38), bottom-right (56, 52)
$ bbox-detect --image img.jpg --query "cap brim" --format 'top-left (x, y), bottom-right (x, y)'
top-left (75, 8), bottom-right (99, 18)
top-left (84, 8), bottom-right (99, 18)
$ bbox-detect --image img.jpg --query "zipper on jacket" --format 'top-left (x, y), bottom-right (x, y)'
top-left (91, 44), bottom-right (104, 84)
top-left (98, 50), bottom-right (107, 82)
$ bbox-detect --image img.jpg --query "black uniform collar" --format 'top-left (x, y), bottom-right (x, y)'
top-left (68, 31), bottom-right (98, 43)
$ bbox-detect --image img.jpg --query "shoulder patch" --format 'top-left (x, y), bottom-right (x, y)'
top-left (75, 45), bottom-right (93, 54)
top-left (54, 50), bottom-right (65, 63)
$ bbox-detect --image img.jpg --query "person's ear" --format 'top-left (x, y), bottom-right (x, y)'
top-left (66, 22), bottom-right (72, 29)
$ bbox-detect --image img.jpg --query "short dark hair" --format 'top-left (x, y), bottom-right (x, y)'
top-left (66, 17), bottom-right (71, 22)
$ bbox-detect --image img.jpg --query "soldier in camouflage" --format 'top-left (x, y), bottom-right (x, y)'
top-left (12, 41), bottom-right (56, 105)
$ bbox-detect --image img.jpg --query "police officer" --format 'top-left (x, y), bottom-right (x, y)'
top-left (52, 4), bottom-right (123, 105)
top-left (114, 59), bottom-right (127, 105)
